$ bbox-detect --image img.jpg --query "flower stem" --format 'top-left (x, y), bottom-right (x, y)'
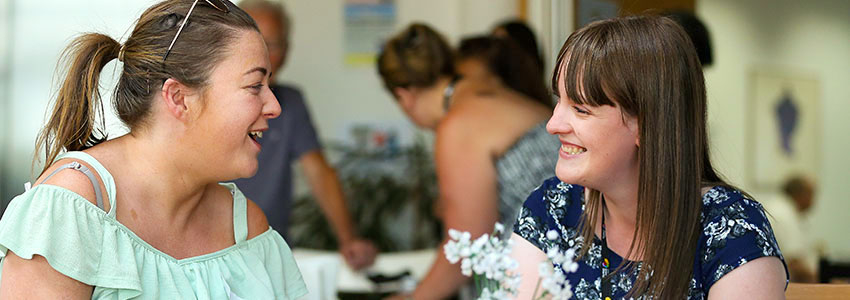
top-left (532, 278), bottom-right (542, 300)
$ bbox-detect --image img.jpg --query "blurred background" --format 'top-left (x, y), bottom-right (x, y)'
top-left (1, 0), bottom-right (849, 294)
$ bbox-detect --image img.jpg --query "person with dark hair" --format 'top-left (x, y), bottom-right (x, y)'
top-left (456, 36), bottom-right (551, 106)
top-left (377, 23), bottom-right (558, 299)
top-left (664, 10), bottom-right (713, 67)
top-left (511, 15), bottom-right (787, 298)
top-left (782, 177), bottom-right (815, 214)
top-left (0, 1), bottom-right (306, 298)
top-left (766, 175), bottom-right (819, 282)
top-left (236, 0), bottom-right (378, 270)
top-left (492, 20), bottom-right (545, 75)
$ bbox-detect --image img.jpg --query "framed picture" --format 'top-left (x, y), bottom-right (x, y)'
top-left (748, 69), bottom-right (821, 189)
top-left (575, 0), bottom-right (620, 29)
top-left (573, 0), bottom-right (697, 29)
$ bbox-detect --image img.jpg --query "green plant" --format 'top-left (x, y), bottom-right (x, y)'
top-left (289, 137), bottom-right (442, 252)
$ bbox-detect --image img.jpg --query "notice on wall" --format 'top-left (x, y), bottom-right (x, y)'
top-left (344, 0), bottom-right (396, 67)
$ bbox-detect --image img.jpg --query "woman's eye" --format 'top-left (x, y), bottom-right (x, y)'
top-left (249, 84), bottom-right (264, 92)
top-left (573, 106), bottom-right (590, 115)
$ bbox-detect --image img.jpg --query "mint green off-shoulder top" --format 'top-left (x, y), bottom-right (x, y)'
top-left (0, 152), bottom-right (308, 299)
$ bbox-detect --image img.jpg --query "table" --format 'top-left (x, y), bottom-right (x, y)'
top-left (292, 248), bottom-right (437, 299)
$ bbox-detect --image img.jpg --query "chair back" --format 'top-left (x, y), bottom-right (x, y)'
top-left (786, 283), bottom-right (850, 300)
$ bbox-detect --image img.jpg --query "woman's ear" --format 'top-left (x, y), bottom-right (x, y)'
top-left (160, 78), bottom-right (201, 122)
top-left (627, 115), bottom-right (640, 147)
top-left (161, 78), bottom-right (188, 121)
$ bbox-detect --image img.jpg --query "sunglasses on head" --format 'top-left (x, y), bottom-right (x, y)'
top-left (163, 0), bottom-right (230, 61)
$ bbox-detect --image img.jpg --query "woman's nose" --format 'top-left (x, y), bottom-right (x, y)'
top-left (262, 86), bottom-right (282, 119)
top-left (546, 102), bottom-right (572, 135)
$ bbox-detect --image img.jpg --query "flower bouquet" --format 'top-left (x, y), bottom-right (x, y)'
top-left (443, 223), bottom-right (578, 300)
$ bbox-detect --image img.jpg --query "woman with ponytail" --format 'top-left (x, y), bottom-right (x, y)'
top-left (0, 1), bottom-right (306, 298)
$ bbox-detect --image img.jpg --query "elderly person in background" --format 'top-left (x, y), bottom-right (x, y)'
top-left (765, 175), bottom-right (819, 282)
top-left (236, 0), bottom-right (377, 270)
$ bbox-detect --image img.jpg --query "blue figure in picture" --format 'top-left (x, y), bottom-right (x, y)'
top-left (775, 89), bottom-right (798, 157)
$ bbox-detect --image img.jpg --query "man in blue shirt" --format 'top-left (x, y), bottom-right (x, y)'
top-left (236, 0), bottom-right (377, 270)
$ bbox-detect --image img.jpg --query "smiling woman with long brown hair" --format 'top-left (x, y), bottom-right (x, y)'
top-left (511, 15), bottom-right (788, 299)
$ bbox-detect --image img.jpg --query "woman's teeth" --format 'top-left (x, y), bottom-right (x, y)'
top-left (561, 145), bottom-right (586, 155)
top-left (249, 131), bottom-right (263, 140)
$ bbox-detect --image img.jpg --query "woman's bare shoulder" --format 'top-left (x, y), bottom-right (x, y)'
top-left (245, 197), bottom-right (270, 239)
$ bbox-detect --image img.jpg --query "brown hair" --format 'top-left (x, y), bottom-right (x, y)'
top-left (377, 23), bottom-right (455, 93)
top-left (782, 175), bottom-right (812, 198)
top-left (493, 20), bottom-right (545, 75)
top-left (35, 0), bottom-right (257, 175)
top-left (553, 15), bottom-right (726, 298)
top-left (457, 36), bottom-right (552, 107)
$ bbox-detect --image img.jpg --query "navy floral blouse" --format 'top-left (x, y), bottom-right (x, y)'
top-left (513, 177), bottom-right (789, 299)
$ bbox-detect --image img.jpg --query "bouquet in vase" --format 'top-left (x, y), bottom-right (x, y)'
top-left (443, 223), bottom-right (578, 300)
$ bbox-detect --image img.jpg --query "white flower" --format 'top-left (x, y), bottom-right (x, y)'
top-left (494, 223), bottom-right (505, 234)
top-left (460, 247), bottom-right (472, 258)
top-left (546, 229), bottom-right (560, 240)
top-left (490, 288), bottom-right (511, 300)
top-left (561, 248), bottom-right (579, 273)
top-left (443, 242), bottom-right (461, 263)
top-left (472, 254), bottom-right (487, 275)
top-left (556, 282), bottom-right (574, 300)
top-left (442, 225), bottom-right (537, 300)
top-left (539, 261), bottom-right (554, 277)
top-left (471, 234), bottom-right (489, 254)
top-left (537, 245), bottom-right (577, 300)
top-left (449, 229), bottom-right (461, 240)
top-left (547, 246), bottom-right (567, 265)
top-left (479, 288), bottom-right (493, 300)
top-left (460, 258), bottom-right (473, 276)
top-left (479, 287), bottom-right (512, 300)
top-left (504, 274), bottom-right (522, 291)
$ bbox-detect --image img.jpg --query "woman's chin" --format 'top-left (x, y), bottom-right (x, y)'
top-left (556, 175), bottom-right (575, 185)
top-left (242, 165), bottom-right (259, 179)
top-left (555, 163), bottom-right (580, 184)
top-left (228, 162), bottom-right (259, 181)
top-left (555, 172), bottom-right (590, 187)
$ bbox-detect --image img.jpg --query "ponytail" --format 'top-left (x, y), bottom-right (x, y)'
top-left (34, 33), bottom-right (120, 176)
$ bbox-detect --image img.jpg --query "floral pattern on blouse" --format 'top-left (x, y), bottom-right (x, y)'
top-left (513, 177), bottom-right (788, 299)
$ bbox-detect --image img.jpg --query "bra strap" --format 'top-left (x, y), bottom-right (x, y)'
top-left (55, 151), bottom-right (117, 216)
top-left (38, 162), bottom-right (105, 210)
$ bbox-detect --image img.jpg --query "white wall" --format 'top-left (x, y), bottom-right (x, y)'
top-left (525, 0), bottom-right (575, 81)
top-left (698, 0), bottom-right (850, 258)
top-left (1, 0), bottom-right (12, 208)
top-left (277, 0), bottom-right (517, 144)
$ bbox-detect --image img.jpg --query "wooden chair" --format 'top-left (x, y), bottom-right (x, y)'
top-left (820, 258), bottom-right (850, 283)
top-left (785, 283), bottom-right (850, 300)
